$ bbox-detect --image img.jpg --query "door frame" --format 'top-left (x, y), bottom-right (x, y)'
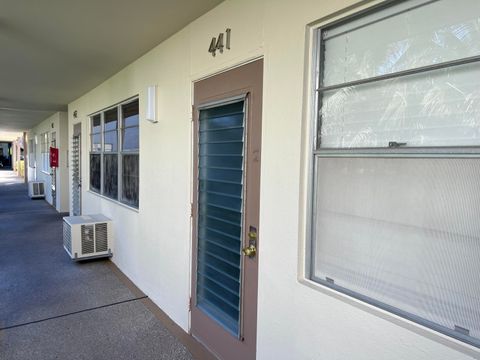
top-left (190, 58), bottom-right (263, 360)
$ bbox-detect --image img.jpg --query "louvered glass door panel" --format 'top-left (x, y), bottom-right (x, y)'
top-left (72, 135), bottom-right (81, 216)
top-left (196, 100), bottom-right (245, 337)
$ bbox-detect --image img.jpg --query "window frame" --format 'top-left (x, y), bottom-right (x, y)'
top-left (90, 113), bottom-right (102, 194)
top-left (40, 132), bottom-right (50, 173)
top-left (307, 0), bottom-right (480, 351)
top-left (88, 97), bottom-right (139, 209)
top-left (119, 101), bottom-right (140, 207)
top-left (314, 1), bottom-right (480, 156)
top-left (102, 107), bottom-right (119, 200)
top-left (28, 138), bottom-right (36, 168)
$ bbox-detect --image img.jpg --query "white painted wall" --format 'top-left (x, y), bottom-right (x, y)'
top-left (67, 0), bottom-right (480, 359)
top-left (27, 112), bottom-right (69, 212)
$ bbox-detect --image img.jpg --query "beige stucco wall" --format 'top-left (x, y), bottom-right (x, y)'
top-left (67, 0), bottom-right (479, 359)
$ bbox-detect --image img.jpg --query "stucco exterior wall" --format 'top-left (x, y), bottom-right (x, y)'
top-left (67, 0), bottom-right (479, 359)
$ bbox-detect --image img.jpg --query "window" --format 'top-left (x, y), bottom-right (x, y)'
top-left (89, 98), bottom-right (139, 208)
top-left (311, 0), bottom-right (480, 348)
top-left (28, 138), bottom-right (35, 168)
top-left (120, 101), bottom-right (139, 207)
top-left (51, 132), bottom-right (56, 148)
top-left (40, 132), bottom-right (49, 172)
top-left (90, 114), bottom-right (101, 193)
top-left (103, 108), bottom-right (118, 199)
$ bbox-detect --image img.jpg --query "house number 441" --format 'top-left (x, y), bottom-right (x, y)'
top-left (208, 28), bottom-right (231, 57)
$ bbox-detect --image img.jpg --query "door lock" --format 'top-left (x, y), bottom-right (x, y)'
top-left (242, 244), bottom-right (257, 258)
top-left (243, 226), bottom-right (258, 258)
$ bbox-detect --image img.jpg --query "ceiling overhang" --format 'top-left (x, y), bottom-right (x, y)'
top-left (0, 0), bottom-right (223, 132)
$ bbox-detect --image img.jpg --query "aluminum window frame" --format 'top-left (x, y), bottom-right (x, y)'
top-left (308, 0), bottom-right (480, 349)
top-left (40, 132), bottom-right (50, 173)
top-left (89, 113), bottom-right (103, 194)
top-left (88, 96), bottom-right (139, 209)
top-left (119, 100), bottom-right (140, 207)
top-left (28, 138), bottom-right (36, 168)
top-left (102, 106), bottom-right (120, 200)
top-left (314, 0), bottom-right (480, 155)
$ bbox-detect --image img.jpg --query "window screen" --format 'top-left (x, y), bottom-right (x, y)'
top-left (89, 154), bottom-right (101, 193)
top-left (312, 0), bottom-right (480, 348)
top-left (122, 154), bottom-right (139, 207)
top-left (103, 154), bottom-right (118, 199)
top-left (104, 108), bottom-right (118, 152)
top-left (91, 114), bottom-right (102, 152)
top-left (120, 99), bottom-right (139, 207)
top-left (122, 100), bottom-right (139, 151)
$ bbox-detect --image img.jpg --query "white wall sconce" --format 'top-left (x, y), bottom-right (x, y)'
top-left (146, 85), bottom-right (158, 123)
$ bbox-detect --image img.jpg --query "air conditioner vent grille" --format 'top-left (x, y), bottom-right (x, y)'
top-left (81, 225), bottom-right (95, 254)
top-left (63, 222), bottom-right (72, 254)
top-left (63, 215), bottom-right (112, 260)
top-left (32, 182), bottom-right (45, 195)
top-left (95, 223), bottom-right (108, 252)
top-left (33, 183), bottom-right (39, 195)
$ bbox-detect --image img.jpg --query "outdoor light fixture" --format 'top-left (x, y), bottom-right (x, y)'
top-left (146, 85), bottom-right (158, 123)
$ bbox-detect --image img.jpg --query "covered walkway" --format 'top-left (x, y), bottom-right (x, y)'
top-left (0, 171), bottom-right (210, 360)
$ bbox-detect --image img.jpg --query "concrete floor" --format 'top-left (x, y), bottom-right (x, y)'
top-left (0, 171), bottom-right (196, 360)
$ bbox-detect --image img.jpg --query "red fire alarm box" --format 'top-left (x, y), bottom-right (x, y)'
top-left (50, 147), bottom-right (59, 168)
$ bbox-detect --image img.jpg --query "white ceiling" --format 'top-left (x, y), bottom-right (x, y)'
top-left (0, 0), bottom-right (223, 132)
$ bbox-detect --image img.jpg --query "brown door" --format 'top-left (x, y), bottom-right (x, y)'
top-left (191, 59), bottom-right (263, 360)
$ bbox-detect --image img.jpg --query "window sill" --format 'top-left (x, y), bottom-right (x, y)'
top-left (87, 190), bottom-right (139, 213)
top-left (298, 277), bottom-right (480, 357)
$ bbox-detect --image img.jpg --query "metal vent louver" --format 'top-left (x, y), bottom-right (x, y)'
top-left (63, 214), bottom-right (112, 261)
top-left (32, 182), bottom-right (45, 196)
top-left (81, 225), bottom-right (95, 254)
top-left (95, 223), bottom-right (108, 252)
top-left (72, 135), bottom-right (81, 216)
top-left (29, 181), bottom-right (45, 199)
top-left (63, 221), bottom-right (72, 254)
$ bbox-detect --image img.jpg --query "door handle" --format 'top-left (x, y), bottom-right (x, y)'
top-left (243, 226), bottom-right (258, 258)
top-left (242, 245), bottom-right (256, 258)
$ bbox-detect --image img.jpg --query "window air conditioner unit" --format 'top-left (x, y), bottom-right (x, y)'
top-left (28, 181), bottom-right (45, 199)
top-left (63, 214), bottom-right (113, 261)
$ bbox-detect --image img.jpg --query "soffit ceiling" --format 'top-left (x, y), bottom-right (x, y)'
top-left (0, 0), bottom-right (223, 132)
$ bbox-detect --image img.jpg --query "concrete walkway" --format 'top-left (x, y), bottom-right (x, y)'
top-left (0, 171), bottom-right (204, 360)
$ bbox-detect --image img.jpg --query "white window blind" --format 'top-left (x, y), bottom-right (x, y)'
top-left (321, 63), bottom-right (480, 148)
top-left (312, 0), bottom-right (480, 347)
top-left (319, 0), bottom-right (480, 148)
top-left (313, 157), bottom-right (480, 343)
